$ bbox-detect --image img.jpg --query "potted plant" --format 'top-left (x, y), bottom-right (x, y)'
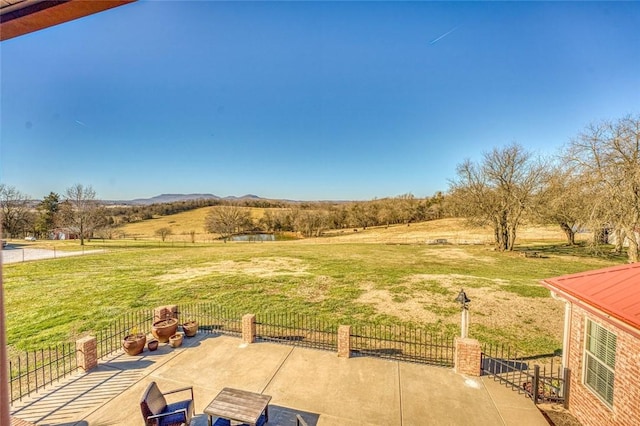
top-left (151, 317), bottom-right (179, 343)
top-left (169, 332), bottom-right (184, 348)
top-left (182, 319), bottom-right (198, 337)
top-left (122, 327), bottom-right (146, 356)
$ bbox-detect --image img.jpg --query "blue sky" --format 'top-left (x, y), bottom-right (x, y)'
top-left (1, 1), bottom-right (638, 201)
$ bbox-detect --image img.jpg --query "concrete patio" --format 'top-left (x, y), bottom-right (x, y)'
top-left (10, 333), bottom-right (549, 426)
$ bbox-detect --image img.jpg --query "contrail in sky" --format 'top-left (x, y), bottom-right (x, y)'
top-left (430, 26), bottom-right (459, 45)
top-left (75, 120), bottom-right (87, 127)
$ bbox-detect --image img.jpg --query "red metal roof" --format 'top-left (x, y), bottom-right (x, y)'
top-left (542, 263), bottom-right (640, 331)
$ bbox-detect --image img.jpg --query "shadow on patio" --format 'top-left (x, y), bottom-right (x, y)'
top-left (10, 333), bottom-right (548, 425)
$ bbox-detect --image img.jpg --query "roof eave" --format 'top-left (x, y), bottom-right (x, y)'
top-left (1, 0), bottom-right (136, 41)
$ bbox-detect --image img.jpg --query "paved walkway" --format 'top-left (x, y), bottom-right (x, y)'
top-left (10, 334), bottom-right (549, 426)
top-left (1, 246), bottom-right (104, 264)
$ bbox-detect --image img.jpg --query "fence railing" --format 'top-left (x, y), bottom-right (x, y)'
top-left (481, 343), bottom-right (569, 407)
top-left (96, 309), bottom-right (153, 359)
top-left (178, 303), bottom-right (243, 337)
top-left (256, 313), bottom-right (338, 351)
top-left (351, 324), bottom-right (455, 367)
top-left (7, 303), bottom-right (460, 404)
top-left (8, 343), bottom-right (78, 404)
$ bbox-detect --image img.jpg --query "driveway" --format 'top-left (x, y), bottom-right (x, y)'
top-left (1, 246), bottom-right (104, 264)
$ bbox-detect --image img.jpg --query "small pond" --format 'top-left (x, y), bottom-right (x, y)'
top-left (230, 233), bottom-right (276, 242)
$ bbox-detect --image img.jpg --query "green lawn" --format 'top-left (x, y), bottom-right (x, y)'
top-left (3, 238), bottom-right (624, 356)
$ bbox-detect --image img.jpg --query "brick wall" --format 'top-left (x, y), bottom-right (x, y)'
top-left (566, 304), bottom-right (640, 426)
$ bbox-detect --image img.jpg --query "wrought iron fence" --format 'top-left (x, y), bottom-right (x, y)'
top-left (256, 313), bottom-right (338, 351)
top-left (8, 303), bottom-right (459, 405)
top-left (96, 309), bottom-right (154, 358)
top-left (351, 324), bottom-right (455, 367)
top-left (178, 303), bottom-right (242, 337)
top-left (481, 343), bottom-right (569, 407)
top-left (8, 343), bottom-right (78, 404)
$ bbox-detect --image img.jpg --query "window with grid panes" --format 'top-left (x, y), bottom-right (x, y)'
top-left (584, 319), bottom-right (616, 406)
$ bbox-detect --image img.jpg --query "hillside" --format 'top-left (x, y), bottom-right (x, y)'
top-left (117, 206), bottom-right (271, 240)
top-left (116, 207), bottom-right (579, 246)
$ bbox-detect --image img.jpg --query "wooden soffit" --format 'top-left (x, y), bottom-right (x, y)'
top-left (1, 0), bottom-right (136, 41)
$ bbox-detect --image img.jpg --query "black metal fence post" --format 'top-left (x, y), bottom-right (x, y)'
top-left (532, 365), bottom-right (540, 405)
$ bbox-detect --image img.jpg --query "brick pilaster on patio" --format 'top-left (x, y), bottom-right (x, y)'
top-left (76, 336), bottom-right (97, 372)
top-left (337, 325), bottom-right (351, 358)
top-left (242, 314), bottom-right (256, 344)
top-left (454, 337), bottom-right (482, 376)
top-left (154, 305), bottom-right (179, 322)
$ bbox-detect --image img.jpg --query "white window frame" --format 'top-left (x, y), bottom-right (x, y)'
top-left (583, 318), bottom-right (616, 408)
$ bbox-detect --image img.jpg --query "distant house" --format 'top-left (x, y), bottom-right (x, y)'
top-left (50, 228), bottom-right (78, 240)
top-left (541, 264), bottom-right (640, 426)
top-left (605, 229), bottom-right (640, 247)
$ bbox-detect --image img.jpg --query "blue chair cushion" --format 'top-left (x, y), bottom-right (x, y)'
top-left (212, 419), bottom-right (231, 426)
top-left (158, 399), bottom-right (193, 426)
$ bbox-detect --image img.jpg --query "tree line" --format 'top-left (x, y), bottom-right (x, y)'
top-left (203, 193), bottom-right (445, 241)
top-left (2, 113), bottom-right (638, 261)
top-left (0, 183), bottom-right (444, 245)
top-left (448, 114), bottom-right (640, 262)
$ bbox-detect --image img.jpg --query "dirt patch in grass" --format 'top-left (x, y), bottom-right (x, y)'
top-left (420, 247), bottom-right (496, 263)
top-left (157, 257), bottom-right (310, 282)
top-left (355, 274), bottom-right (564, 344)
top-left (358, 284), bottom-right (442, 323)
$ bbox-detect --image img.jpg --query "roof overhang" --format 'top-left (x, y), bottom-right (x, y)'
top-left (0, 0), bottom-right (136, 41)
top-left (541, 263), bottom-right (640, 338)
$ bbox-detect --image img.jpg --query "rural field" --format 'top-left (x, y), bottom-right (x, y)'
top-left (3, 217), bottom-right (625, 358)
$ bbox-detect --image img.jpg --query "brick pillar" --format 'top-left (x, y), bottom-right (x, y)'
top-left (454, 337), bottom-right (482, 376)
top-left (337, 325), bottom-right (351, 358)
top-left (76, 336), bottom-right (98, 372)
top-left (242, 314), bottom-right (256, 344)
top-left (154, 305), bottom-right (178, 322)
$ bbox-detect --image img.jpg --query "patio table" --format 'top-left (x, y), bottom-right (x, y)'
top-left (205, 387), bottom-right (271, 426)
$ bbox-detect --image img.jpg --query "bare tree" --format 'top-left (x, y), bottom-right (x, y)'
top-left (564, 114), bottom-right (640, 262)
top-left (535, 165), bottom-right (586, 245)
top-left (155, 227), bottom-right (173, 242)
top-left (0, 184), bottom-right (32, 238)
top-left (204, 205), bottom-right (252, 242)
top-left (64, 184), bottom-right (99, 245)
top-left (448, 143), bottom-right (546, 251)
top-left (293, 207), bottom-right (328, 237)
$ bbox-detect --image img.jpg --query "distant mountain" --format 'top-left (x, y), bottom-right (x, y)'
top-left (127, 193), bottom-right (220, 205)
top-left (225, 194), bottom-right (261, 200)
top-left (119, 193), bottom-right (266, 205)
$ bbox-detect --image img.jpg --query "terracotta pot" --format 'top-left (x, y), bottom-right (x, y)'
top-left (147, 339), bottom-right (159, 351)
top-left (152, 318), bottom-right (178, 343)
top-left (182, 321), bottom-right (198, 337)
top-left (169, 333), bottom-right (184, 348)
top-left (122, 334), bottom-right (146, 356)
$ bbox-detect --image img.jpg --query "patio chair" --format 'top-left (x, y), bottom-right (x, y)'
top-left (140, 381), bottom-right (194, 426)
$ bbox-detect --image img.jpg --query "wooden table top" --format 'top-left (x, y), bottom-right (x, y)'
top-left (204, 387), bottom-right (272, 425)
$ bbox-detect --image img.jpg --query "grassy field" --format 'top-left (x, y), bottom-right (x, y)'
top-left (115, 206), bottom-right (272, 241)
top-left (3, 218), bottom-right (625, 357)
